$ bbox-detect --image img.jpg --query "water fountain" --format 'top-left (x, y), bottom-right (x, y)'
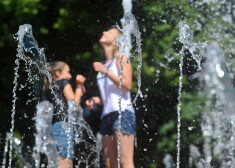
top-left (8, 24), bottom-right (51, 168)
top-left (34, 101), bottom-right (58, 168)
top-left (2, 133), bottom-right (31, 168)
top-left (172, 0), bottom-right (235, 167)
top-left (175, 21), bottom-right (207, 167)
top-left (116, 12), bottom-right (143, 105)
top-left (176, 20), bottom-right (235, 167)
top-left (115, 11), bottom-right (142, 168)
top-left (120, 0), bottom-right (132, 58)
top-left (199, 42), bottom-right (235, 167)
top-left (2, 0), bottom-right (235, 167)
top-left (3, 24), bottom-right (97, 168)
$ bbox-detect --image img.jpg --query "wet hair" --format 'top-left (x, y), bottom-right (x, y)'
top-left (43, 61), bottom-right (67, 92)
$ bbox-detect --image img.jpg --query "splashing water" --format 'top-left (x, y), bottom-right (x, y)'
top-left (189, 145), bottom-right (201, 167)
top-left (66, 100), bottom-right (79, 167)
top-left (199, 0), bottom-right (235, 79)
top-left (189, 145), bottom-right (211, 168)
top-left (95, 133), bottom-right (102, 168)
top-left (9, 57), bottom-right (20, 168)
top-left (186, 42), bottom-right (235, 167)
top-left (33, 100), bottom-right (97, 168)
top-left (33, 101), bottom-right (59, 168)
top-left (199, 42), bottom-right (235, 167)
top-left (2, 133), bottom-right (31, 168)
top-left (179, 21), bottom-right (207, 70)
top-left (120, 0), bottom-right (132, 58)
top-left (116, 12), bottom-right (143, 105)
top-left (9, 24), bottom-right (66, 167)
top-left (115, 11), bottom-right (142, 168)
top-left (163, 154), bottom-right (175, 168)
top-left (8, 24), bottom-right (98, 167)
top-left (176, 18), bottom-right (235, 167)
top-left (67, 100), bottom-right (97, 167)
top-left (9, 24), bottom-right (41, 167)
top-left (176, 21), bottom-right (207, 168)
top-left (2, 133), bottom-right (10, 167)
top-left (176, 47), bottom-right (184, 168)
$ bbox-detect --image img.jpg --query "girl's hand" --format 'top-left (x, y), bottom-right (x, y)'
top-left (76, 74), bottom-right (86, 87)
top-left (86, 98), bottom-right (94, 110)
top-left (81, 86), bottom-right (86, 94)
top-left (93, 62), bottom-right (107, 74)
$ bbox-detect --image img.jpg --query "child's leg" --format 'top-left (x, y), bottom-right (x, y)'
top-left (58, 158), bottom-right (73, 168)
top-left (102, 135), bottom-right (118, 168)
top-left (114, 131), bottom-right (135, 168)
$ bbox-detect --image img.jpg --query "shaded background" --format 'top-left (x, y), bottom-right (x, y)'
top-left (0, 0), bottom-right (234, 167)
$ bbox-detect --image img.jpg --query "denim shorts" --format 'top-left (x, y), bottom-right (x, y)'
top-left (52, 121), bottom-right (74, 159)
top-left (100, 110), bottom-right (136, 136)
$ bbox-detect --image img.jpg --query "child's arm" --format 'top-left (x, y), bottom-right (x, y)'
top-left (74, 75), bottom-right (86, 105)
top-left (86, 96), bottom-right (102, 110)
top-left (93, 53), bottom-right (132, 91)
top-left (63, 75), bottom-right (86, 105)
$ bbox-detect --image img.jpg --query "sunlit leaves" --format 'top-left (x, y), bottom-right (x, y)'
top-left (39, 27), bottom-right (48, 34)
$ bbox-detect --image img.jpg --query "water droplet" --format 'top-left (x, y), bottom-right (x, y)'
top-left (188, 126), bottom-right (194, 131)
